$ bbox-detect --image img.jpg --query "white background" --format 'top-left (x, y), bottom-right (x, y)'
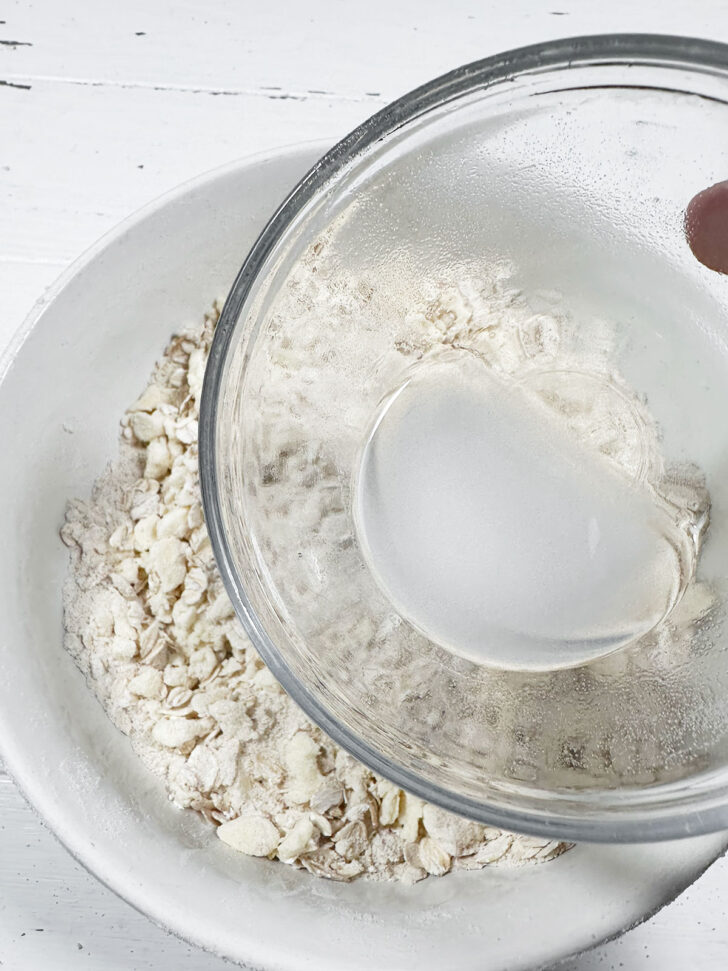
top-left (2, 0), bottom-right (728, 967)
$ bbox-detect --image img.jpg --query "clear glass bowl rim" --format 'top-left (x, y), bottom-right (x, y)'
top-left (199, 33), bottom-right (728, 842)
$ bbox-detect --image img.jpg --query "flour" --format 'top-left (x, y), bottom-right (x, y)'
top-left (62, 307), bottom-right (569, 884)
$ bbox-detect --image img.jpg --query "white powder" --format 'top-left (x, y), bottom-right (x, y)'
top-left (62, 308), bottom-right (569, 884)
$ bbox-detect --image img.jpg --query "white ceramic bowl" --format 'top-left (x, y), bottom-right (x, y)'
top-left (0, 144), bottom-right (725, 971)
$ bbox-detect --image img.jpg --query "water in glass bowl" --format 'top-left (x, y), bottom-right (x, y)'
top-left (354, 350), bottom-right (702, 670)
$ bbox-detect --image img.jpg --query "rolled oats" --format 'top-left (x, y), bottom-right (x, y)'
top-left (418, 836), bottom-right (452, 876)
top-left (62, 307), bottom-right (570, 883)
top-left (277, 816), bottom-right (316, 862)
top-left (217, 815), bottom-right (280, 857)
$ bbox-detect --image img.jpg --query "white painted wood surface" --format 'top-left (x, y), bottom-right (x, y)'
top-left (3, 0), bottom-right (728, 967)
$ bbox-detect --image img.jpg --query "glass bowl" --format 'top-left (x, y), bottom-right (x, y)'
top-left (200, 34), bottom-right (728, 842)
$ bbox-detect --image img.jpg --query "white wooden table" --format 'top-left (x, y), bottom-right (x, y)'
top-left (3, 1), bottom-right (728, 967)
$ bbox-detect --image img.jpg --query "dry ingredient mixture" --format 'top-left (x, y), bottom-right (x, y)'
top-left (61, 307), bottom-right (569, 884)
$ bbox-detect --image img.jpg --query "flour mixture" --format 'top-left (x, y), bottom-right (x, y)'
top-left (62, 306), bottom-right (570, 883)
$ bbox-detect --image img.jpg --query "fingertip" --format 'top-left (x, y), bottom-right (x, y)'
top-left (685, 180), bottom-right (728, 274)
